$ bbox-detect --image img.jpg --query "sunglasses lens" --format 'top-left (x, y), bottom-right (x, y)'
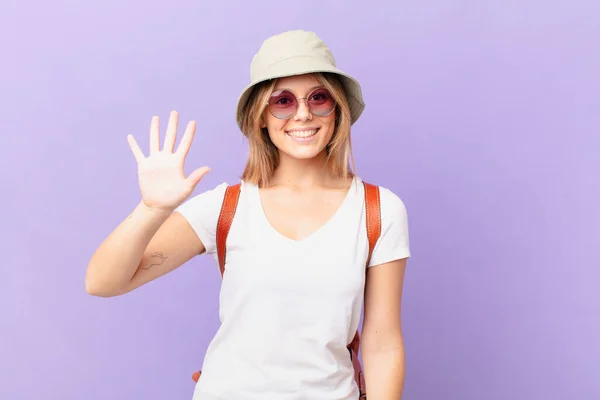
top-left (307, 88), bottom-right (335, 116)
top-left (268, 90), bottom-right (297, 119)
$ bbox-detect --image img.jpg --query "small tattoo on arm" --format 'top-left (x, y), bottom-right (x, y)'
top-left (142, 252), bottom-right (168, 270)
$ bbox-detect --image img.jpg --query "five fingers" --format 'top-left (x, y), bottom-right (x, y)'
top-left (128, 111), bottom-right (197, 162)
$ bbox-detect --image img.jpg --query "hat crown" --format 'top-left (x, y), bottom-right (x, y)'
top-left (250, 30), bottom-right (336, 82)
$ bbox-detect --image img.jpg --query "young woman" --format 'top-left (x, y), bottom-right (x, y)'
top-left (86, 30), bottom-right (411, 400)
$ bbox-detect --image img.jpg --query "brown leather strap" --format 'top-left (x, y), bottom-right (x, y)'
top-left (348, 181), bottom-right (382, 397)
top-left (363, 181), bottom-right (381, 267)
top-left (216, 183), bottom-right (241, 276)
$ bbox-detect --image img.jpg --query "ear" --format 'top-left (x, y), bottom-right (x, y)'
top-left (260, 115), bottom-right (267, 129)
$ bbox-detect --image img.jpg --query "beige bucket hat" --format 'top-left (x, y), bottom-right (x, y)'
top-left (235, 30), bottom-right (365, 133)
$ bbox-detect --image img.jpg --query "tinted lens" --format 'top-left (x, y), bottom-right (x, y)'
top-left (307, 88), bottom-right (335, 116)
top-left (268, 90), bottom-right (298, 119)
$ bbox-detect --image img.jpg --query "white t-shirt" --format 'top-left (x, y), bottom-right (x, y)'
top-left (175, 176), bottom-right (411, 400)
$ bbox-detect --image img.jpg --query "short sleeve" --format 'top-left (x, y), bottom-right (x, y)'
top-left (367, 186), bottom-right (411, 267)
top-left (174, 182), bottom-right (229, 256)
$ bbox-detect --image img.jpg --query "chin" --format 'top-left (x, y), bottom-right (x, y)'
top-left (275, 142), bottom-right (322, 160)
top-left (285, 149), bottom-right (325, 160)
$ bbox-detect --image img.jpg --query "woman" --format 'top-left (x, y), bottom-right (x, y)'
top-left (86, 30), bottom-right (411, 400)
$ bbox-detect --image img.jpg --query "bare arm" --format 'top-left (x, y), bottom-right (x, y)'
top-left (361, 258), bottom-right (408, 399)
top-left (85, 111), bottom-right (210, 297)
top-left (85, 202), bottom-right (204, 297)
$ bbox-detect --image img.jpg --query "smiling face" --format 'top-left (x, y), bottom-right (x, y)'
top-left (261, 74), bottom-right (337, 161)
top-left (240, 72), bottom-right (354, 185)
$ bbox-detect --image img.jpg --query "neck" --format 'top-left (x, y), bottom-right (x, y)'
top-left (270, 151), bottom-right (339, 188)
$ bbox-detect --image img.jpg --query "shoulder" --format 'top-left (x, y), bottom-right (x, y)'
top-left (359, 179), bottom-right (411, 265)
top-left (173, 181), bottom-right (241, 255)
top-left (175, 179), bottom-right (253, 218)
top-left (176, 181), bottom-right (231, 214)
top-left (378, 185), bottom-right (408, 221)
top-left (360, 178), bottom-right (409, 222)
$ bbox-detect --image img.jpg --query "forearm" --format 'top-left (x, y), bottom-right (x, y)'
top-left (362, 337), bottom-right (406, 399)
top-left (85, 201), bottom-right (172, 296)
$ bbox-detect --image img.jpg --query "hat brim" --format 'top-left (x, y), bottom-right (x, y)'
top-left (235, 57), bottom-right (365, 133)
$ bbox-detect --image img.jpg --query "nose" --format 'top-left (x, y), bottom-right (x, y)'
top-left (293, 98), bottom-right (313, 121)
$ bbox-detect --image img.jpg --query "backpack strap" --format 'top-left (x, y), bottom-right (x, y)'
top-left (363, 181), bottom-right (382, 266)
top-left (349, 181), bottom-right (382, 398)
top-left (216, 183), bottom-right (241, 276)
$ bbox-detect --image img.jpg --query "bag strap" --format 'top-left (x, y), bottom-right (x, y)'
top-left (363, 181), bottom-right (382, 265)
top-left (216, 183), bottom-right (241, 276)
top-left (350, 181), bottom-right (381, 398)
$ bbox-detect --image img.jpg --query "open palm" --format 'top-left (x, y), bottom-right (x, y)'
top-left (127, 111), bottom-right (210, 212)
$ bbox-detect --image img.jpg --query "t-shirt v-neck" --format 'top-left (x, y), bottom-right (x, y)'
top-left (249, 177), bottom-right (357, 246)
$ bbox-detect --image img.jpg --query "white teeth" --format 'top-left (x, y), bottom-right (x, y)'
top-left (286, 129), bottom-right (318, 138)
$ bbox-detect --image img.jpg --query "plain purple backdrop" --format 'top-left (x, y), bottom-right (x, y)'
top-left (1, 0), bottom-right (598, 399)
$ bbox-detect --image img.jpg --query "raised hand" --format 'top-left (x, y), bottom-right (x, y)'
top-left (127, 111), bottom-right (210, 212)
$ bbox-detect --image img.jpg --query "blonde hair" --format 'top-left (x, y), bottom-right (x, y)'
top-left (239, 72), bottom-right (355, 187)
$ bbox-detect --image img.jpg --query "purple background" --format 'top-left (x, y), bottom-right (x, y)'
top-left (1, 0), bottom-right (598, 399)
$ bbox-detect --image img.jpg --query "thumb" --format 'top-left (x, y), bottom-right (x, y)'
top-left (186, 166), bottom-right (210, 187)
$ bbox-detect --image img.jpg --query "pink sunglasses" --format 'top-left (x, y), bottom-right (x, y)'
top-left (267, 87), bottom-right (336, 119)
